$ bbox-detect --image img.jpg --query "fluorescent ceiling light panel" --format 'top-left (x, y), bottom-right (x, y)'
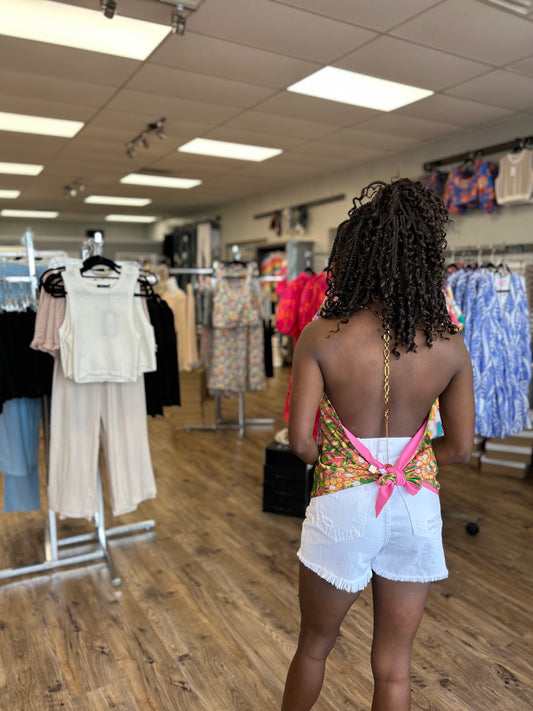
top-left (287, 66), bottom-right (433, 111)
top-left (0, 162), bottom-right (43, 176)
top-left (0, 190), bottom-right (21, 199)
top-left (178, 138), bottom-right (283, 162)
top-left (1, 209), bottom-right (58, 219)
top-left (85, 195), bottom-right (152, 207)
top-left (0, 111), bottom-right (83, 138)
top-left (120, 174), bottom-right (202, 189)
top-left (105, 214), bottom-right (157, 223)
top-left (0, 0), bottom-right (171, 61)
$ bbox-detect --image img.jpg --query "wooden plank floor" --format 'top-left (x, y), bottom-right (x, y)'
top-left (0, 366), bottom-right (532, 710)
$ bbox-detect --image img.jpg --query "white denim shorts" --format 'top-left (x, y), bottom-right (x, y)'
top-left (298, 482), bottom-right (448, 593)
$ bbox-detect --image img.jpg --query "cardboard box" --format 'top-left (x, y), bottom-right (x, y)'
top-left (479, 454), bottom-right (530, 479)
top-left (487, 430), bottom-right (533, 448)
top-left (484, 441), bottom-right (533, 465)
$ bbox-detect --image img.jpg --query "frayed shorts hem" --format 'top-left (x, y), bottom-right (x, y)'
top-left (298, 553), bottom-right (448, 593)
top-left (297, 552), bottom-right (373, 593)
top-left (372, 566), bottom-right (449, 584)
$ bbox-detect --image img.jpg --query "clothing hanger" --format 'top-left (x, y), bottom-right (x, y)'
top-left (40, 261), bottom-right (156, 298)
top-left (80, 254), bottom-right (121, 274)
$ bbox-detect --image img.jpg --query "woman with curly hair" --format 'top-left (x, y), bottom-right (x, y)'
top-left (282, 178), bottom-right (474, 711)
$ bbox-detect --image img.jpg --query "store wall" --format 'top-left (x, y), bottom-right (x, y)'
top-left (218, 113), bottom-right (533, 258)
top-left (0, 219), bottom-right (158, 260)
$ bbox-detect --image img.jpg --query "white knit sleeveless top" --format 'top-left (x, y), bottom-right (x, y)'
top-left (59, 262), bottom-right (156, 383)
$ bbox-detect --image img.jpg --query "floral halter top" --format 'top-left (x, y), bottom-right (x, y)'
top-left (312, 394), bottom-right (440, 517)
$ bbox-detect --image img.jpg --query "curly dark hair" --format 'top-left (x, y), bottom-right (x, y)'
top-left (321, 177), bottom-right (458, 356)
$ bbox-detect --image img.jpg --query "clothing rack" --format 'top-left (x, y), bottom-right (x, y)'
top-left (185, 391), bottom-right (274, 439)
top-left (253, 193), bottom-right (346, 220)
top-left (423, 135), bottom-right (533, 171)
top-left (171, 266), bottom-right (274, 438)
top-left (446, 242), bottom-right (533, 262)
top-left (0, 235), bottom-right (156, 585)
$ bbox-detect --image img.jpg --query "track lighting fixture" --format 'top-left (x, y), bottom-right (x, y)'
top-left (63, 177), bottom-right (85, 200)
top-left (124, 118), bottom-right (166, 157)
top-left (100, 0), bottom-right (117, 19)
top-left (152, 0), bottom-right (197, 35)
top-left (171, 4), bottom-right (186, 34)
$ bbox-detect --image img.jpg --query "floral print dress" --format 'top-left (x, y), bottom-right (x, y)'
top-left (208, 262), bottom-right (265, 396)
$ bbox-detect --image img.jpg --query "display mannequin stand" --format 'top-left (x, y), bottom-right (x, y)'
top-left (185, 390), bottom-right (273, 439)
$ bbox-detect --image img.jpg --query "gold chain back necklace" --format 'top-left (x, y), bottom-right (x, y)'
top-left (362, 306), bottom-right (392, 466)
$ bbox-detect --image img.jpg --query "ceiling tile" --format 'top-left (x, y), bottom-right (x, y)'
top-left (105, 90), bottom-right (243, 123)
top-left (391, 0), bottom-right (533, 65)
top-left (290, 141), bottom-right (389, 162)
top-left (0, 96), bottom-right (96, 122)
top-left (354, 114), bottom-right (460, 141)
top-left (504, 54), bottom-right (533, 79)
top-left (223, 111), bottom-right (338, 140)
top-left (150, 32), bottom-right (319, 88)
top-left (397, 94), bottom-right (514, 126)
top-left (148, 154), bottom-right (243, 177)
top-left (0, 36), bottom-right (139, 87)
top-left (0, 133), bottom-right (67, 161)
top-left (250, 92), bottom-right (379, 127)
top-left (0, 69), bottom-right (116, 109)
top-left (126, 64), bottom-right (278, 108)
top-left (202, 126), bottom-right (305, 150)
top-left (445, 70), bottom-right (533, 111)
top-left (334, 36), bottom-right (491, 92)
top-left (271, 0), bottom-right (445, 32)
top-left (323, 128), bottom-right (419, 152)
top-left (187, 0), bottom-right (377, 63)
top-left (89, 111), bottom-right (216, 138)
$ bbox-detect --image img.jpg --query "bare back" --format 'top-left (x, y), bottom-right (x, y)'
top-left (289, 308), bottom-right (475, 466)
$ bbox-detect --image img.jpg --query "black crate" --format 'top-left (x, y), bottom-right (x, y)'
top-left (262, 442), bottom-right (314, 518)
top-left (264, 441), bottom-right (307, 470)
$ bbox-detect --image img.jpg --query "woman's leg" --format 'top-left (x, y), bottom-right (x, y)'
top-left (281, 563), bottom-right (362, 711)
top-left (370, 575), bottom-right (430, 711)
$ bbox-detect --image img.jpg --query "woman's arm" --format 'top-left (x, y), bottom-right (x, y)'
top-left (432, 337), bottom-right (475, 467)
top-left (288, 324), bottom-right (324, 465)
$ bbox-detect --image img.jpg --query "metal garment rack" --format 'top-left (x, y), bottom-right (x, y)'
top-left (169, 266), bottom-right (275, 438)
top-left (0, 232), bottom-right (155, 585)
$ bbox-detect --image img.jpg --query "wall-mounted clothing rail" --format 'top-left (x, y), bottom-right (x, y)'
top-left (253, 193), bottom-right (346, 220)
top-left (446, 242), bottom-right (533, 259)
top-left (423, 135), bottom-right (533, 172)
top-left (169, 267), bottom-right (214, 276)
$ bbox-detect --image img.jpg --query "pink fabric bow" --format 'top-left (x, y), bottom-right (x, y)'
top-left (342, 419), bottom-right (430, 517)
top-left (374, 466), bottom-right (421, 517)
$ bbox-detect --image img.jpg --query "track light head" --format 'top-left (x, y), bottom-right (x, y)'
top-left (171, 5), bottom-right (186, 34)
top-left (63, 177), bottom-right (85, 199)
top-left (125, 117), bottom-right (167, 155)
top-left (100, 0), bottom-right (117, 19)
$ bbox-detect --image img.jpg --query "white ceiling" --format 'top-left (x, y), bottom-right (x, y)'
top-left (1, 0), bottom-right (533, 223)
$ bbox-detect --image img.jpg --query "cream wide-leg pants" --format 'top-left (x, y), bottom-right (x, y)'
top-left (48, 359), bottom-right (156, 518)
